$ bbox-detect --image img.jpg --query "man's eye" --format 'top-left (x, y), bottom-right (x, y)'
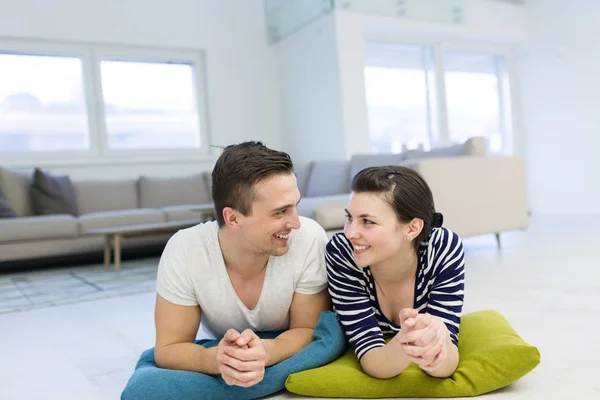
top-left (363, 219), bottom-right (374, 225)
top-left (345, 214), bottom-right (352, 221)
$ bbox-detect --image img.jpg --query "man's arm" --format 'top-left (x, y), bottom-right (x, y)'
top-left (153, 294), bottom-right (220, 375)
top-left (262, 289), bottom-right (331, 366)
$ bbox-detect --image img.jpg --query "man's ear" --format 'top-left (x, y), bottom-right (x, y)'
top-left (222, 207), bottom-right (241, 230)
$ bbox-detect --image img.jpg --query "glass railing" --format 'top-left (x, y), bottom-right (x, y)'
top-left (333, 0), bottom-right (464, 24)
top-left (264, 0), bottom-right (334, 43)
top-left (265, 0), bottom-right (467, 43)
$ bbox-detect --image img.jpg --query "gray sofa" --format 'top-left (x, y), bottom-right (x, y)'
top-left (0, 136), bottom-right (529, 267)
top-left (0, 170), bottom-right (213, 266)
top-left (295, 136), bottom-right (530, 243)
top-left (294, 137), bottom-right (489, 223)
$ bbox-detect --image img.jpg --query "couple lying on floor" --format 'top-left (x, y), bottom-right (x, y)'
top-left (124, 141), bottom-right (465, 395)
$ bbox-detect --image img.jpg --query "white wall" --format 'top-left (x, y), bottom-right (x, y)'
top-left (0, 0), bottom-right (280, 180)
top-left (519, 0), bottom-right (600, 214)
top-left (274, 13), bottom-right (347, 166)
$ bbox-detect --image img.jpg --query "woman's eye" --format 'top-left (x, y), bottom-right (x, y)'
top-left (363, 219), bottom-right (374, 225)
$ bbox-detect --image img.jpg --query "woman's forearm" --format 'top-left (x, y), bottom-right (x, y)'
top-left (360, 339), bottom-right (412, 379)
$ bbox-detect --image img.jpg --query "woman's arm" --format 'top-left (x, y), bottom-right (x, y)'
top-left (426, 230), bottom-right (465, 348)
top-left (360, 308), bottom-right (424, 379)
top-left (326, 235), bottom-right (390, 373)
top-left (405, 229), bottom-right (465, 377)
top-left (360, 338), bottom-right (412, 379)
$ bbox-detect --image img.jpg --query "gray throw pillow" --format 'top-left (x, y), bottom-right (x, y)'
top-left (0, 167), bottom-right (34, 216)
top-left (0, 185), bottom-right (17, 218)
top-left (30, 168), bottom-right (78, 216)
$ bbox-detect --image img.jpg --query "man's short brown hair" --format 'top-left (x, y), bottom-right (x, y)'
top-left (211, 141), bottom-right (294, 227)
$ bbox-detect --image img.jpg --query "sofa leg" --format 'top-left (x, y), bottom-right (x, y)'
top-left (104, 235), bottom-right (112, 270)
top-left (114, 235), bottom-right (122, 272)
top-left (495, 233), bottom-right (501, 250)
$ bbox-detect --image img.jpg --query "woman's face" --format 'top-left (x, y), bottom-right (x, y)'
top-left (343, 192), bottom-right (414, 268)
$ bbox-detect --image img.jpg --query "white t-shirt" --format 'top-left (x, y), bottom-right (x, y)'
top-left (156, 216), bottom-right (328, 339)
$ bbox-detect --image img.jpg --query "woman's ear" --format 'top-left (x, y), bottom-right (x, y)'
top-left (407, 218), bottom-right (424, 239)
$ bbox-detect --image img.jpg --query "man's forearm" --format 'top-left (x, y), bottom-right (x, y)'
top-left (360, 339), bottom-right (413, 379)
top-left (262, 328), bottom-right (314, 366)
top-left (155, 343), bottom-right (220, 375)
top-left (423, 336), bottom-right (459, 378)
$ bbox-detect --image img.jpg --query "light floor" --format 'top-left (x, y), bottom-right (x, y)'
top-left (0, 215), bottom-right (598, 400)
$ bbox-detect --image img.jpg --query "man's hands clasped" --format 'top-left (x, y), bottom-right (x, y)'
top-left (216, 329), bottom-right (267, 387)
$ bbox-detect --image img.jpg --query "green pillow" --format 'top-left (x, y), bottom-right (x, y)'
top-left (285, 310), bottom-right (540, 398)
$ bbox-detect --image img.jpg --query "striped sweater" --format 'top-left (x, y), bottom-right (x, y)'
top-left (325, 227), bottom-right (465, 360)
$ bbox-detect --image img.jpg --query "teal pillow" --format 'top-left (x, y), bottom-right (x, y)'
top-left (122, 311), bottom-right (346, 400)
top-left (286, 310), bottom-right (540, 398)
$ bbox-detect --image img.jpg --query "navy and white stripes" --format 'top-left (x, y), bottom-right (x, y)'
top-left (326, 228), bottom-right (465, 360)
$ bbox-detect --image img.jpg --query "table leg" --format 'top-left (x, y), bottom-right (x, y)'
top-left (104, 235), bottom-right (112, 270)
top-left (114, 234), bottom-right (122, 272)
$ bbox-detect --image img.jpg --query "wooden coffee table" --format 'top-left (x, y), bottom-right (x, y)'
top-left (88, 219), bottom-right (203, 272)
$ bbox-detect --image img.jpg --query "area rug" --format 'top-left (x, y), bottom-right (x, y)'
top-left (0, 258), bottom-right (159, 314)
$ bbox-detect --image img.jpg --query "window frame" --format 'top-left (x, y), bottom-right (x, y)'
top-left (364, 41), bottom-right (439, 153)
top-left (0, 38), bottom-right (212, 167)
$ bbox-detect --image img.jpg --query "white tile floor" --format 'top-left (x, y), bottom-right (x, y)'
top-left (1, 215), bottom-right (599, 400)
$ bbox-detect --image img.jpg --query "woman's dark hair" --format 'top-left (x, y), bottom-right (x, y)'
top-left (351, 166), bottom-right (443, 251)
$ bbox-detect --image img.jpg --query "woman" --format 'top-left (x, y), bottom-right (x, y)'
top-left (326, 166), bottom-right (465, 379)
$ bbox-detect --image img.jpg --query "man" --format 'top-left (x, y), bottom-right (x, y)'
top-left (153, 141), bottom-right (331, 388)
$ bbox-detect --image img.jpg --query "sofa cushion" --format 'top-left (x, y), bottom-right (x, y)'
top-left (0, 197), bottom-right (17, 218)
top-left (0, 215), bottom-right (79, 243)
top-left (297, 194), bottom-right (349, 222)
top-left (294, 163), bottom-right (314, 196)
top-left (203, 171), bottom-right (213, 202)
top-left (426, 143), bottom-right (471, 158)
top-left (74, 180), bottom-right (139, 214)
top-left (79, 209), bottom-right (166, 233)
top-left (403, 137), bottom-right (487, 161)
top-left (403, 145), bottom-right (465, 161)
top-left (30, 168), bottom-right (78, 216)
top-left (305, 161), bottom-right (350, 197)
top-left (0, 185), bottom-right (17, 218)
top-left (0, 167), bottom-right (33, 216)
top-left (314, 197), bottom-right (350, 230)
top-left (160, 205), bottom-right (206, 222)
top-left (139, 174), bottom-right (210, 209)
top-left (465, 136), bottom-right (486, 156)
top-left (348, 153), bottom-right (404, 187)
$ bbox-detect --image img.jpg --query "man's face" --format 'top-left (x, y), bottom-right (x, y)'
top-left (238, 173), bottom-right (301, 257)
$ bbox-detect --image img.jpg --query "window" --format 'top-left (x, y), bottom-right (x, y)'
top-left (364, 43), bottom-right (437, 153)
top-left (0, 40), bottom-right (207, 161)
top-left (100, 60), bottom-right (201, 150)
top-left (0, 53), bottom-right (89, 152)
top-left (364, 42), bottom-right (514, 154)
top-left (444, 51), bottom-right (510, 153)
